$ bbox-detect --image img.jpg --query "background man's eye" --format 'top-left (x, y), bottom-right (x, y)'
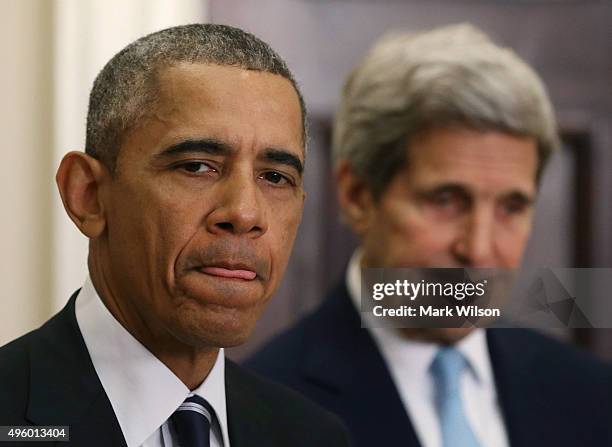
top-left (432, 192), bottom-right (467, 209)
top-left (503, 199), bottom-right (528, 214)
top-left (432, 192), bottom-right (454, 206)
top-left (262, 171), bottom-right (288, 185)
top-left (423, 190), bottom-right (471, 218)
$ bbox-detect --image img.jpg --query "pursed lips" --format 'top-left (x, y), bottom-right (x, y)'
top-left (200, 264), bottom-right (257, 280)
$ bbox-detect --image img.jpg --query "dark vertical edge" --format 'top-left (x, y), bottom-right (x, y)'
top-left (564, 131), bottom-right (594, 350)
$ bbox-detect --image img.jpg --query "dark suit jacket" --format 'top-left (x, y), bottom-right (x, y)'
top-left (246, 282), bottom-right (612, 447)
top-left (0, 292), bottom-right (349, 447)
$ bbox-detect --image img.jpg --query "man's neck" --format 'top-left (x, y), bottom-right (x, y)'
top-left (88, 251), bottom-right (218, 390)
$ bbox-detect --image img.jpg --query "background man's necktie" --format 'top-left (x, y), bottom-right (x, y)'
top-left (171, 395), bottom-right (215, 447)
top-left (430, 347), bottom-right (481, 447)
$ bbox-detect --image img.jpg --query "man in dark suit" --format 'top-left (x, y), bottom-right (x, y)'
top-left (247, 25), bottom-right (612, 447)
top-left (0, 24), bottom-right (348, 447)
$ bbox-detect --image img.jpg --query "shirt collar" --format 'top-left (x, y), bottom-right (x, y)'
top-left (191, 348), bottom-right (229, 447)
top-left (75, 276), bottom-right (230, 447)
top-left (455, 328), bottom-right (494, 387)
top-left (345, 249), bottom-right (494, 387)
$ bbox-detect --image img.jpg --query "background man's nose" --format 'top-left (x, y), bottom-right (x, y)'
top-left (451, 208), bottom-right (496, 267)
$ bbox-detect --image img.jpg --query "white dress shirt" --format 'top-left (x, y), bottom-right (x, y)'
top-left (347, 251), bottom-right (509, 447)
top-left (75, 276), bottom-right (230, 447)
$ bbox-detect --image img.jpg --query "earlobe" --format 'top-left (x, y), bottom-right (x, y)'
top-left (335, 160), bottom-right (373, 236)
top-left (56, 151), bottom-right (109, 238)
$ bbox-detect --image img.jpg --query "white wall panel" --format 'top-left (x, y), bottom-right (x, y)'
top-left (51, 0), bottom-right (208, 311)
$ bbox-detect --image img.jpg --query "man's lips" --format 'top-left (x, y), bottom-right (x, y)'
top-left (200, 266), bottom-right (257, 280)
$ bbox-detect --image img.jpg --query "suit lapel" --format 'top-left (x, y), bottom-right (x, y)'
top-left (299, 284), bottom-right (421, 447)
top-left (487, 329), bottom-right (566, 447)
top-left (26, 293), bottom-right (127, 447)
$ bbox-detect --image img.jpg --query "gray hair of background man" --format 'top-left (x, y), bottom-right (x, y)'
top-left (333, 24), bottom-right (560, 199)
top-left (86, 23), bottom-right (306, 173)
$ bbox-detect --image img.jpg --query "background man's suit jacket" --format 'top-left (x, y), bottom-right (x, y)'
top-left (0, 293), bottom-right (349, 447)
top-left (247, 283), bottom-right (612, 447)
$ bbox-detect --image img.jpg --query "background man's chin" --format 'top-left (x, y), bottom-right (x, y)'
top-left (400, 327), bottom-right (476, 345)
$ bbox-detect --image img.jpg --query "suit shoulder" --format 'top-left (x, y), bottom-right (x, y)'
top-left (489, 328), bottom-right (612, 385)
top-left (0, 330), bottom-right (36, 423)
top-left (244, 315), bottom-right (308, 375)
top-left (245, 289), bottom-right (345, 377)
top-left (226, 360), bottom-right (349, 446)
top-left (0, 329), bottom-right (37, 382)
top-left (227, 359), bottom-right (337, 419)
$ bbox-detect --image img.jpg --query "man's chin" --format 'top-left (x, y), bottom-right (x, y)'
top-left (182, 331), bottom-right (252, 349)
top-left (170, 304), bottom-right (260, 349)
top-left (399, 327), bottom-right (476, 345)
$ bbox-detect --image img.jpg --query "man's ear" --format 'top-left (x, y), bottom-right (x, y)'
top-left (56, 151), bottom-right (110, 238)
top-left (335, 160), bottom-right (375, 237)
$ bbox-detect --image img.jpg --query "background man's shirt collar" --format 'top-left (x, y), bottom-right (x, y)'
top-left (345, 249), bottom-right (508, 447)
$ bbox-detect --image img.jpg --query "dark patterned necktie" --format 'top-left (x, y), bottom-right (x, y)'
top-left (171, 395), bottom-right (215, 447)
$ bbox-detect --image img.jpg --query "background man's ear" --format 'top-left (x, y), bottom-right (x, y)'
top-left (55, 151), bottom-right (109, 238)
top-left (335, 160), bottom-right (375, 237)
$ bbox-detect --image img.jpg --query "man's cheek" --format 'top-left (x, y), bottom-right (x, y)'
top-left (504, 238), bottom-right (529, 266)
top-left (281, 211), bottom-right (302, 241)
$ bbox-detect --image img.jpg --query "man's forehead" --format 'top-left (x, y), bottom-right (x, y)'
top-left (116, 62), bottom-right (304, 168)
top-left (146, 62), bottom-right (306, 148)
top-left (154, 62), bottom-right (296, 104)
top-left (402, 128), bottom-right (538, 195)
top-left (411, 128), bottom-right (536, 169)
top-left (154, 62), bottom-right (242, 105)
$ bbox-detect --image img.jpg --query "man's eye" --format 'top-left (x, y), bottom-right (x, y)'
top-left (431, 192), bottom-right (467, 209)
top-left (260, 171), bottom-right (291, 185)
top-left (421, 189), bottom-right (470, 218)
top-left (431, 192), bottom-right (454, 206)
top-left (501, 198), bottom-right (529, 215)
top-left (180, 162), bottom-right (214, 174)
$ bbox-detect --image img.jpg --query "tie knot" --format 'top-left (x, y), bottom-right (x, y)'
top-left (430, 347), bottom-right (468, 392)
top-left (171, 395), bottom-right (215, 447)
top-left (175, 395), bottom-right (215, 424)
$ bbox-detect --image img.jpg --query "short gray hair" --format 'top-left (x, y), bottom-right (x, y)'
top-left (333, 24), bottom-right (560, 199)
top-left (86, 23), bottom-right (306, 172)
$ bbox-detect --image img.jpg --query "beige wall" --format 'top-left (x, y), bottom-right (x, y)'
top-left (0, 0), bottom-right (54, 344)
top-left (0, 0), bottom-right (207, 345)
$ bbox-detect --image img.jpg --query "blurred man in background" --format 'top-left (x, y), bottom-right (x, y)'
top-left (0, 24), bottom-right (348, 447)
top-left (248, 24), bottom-right (612, 447)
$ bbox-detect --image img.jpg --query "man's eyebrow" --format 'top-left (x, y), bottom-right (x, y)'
top-left (502, 189), bottom-right (535, 204)
top-left (155, 138), bottom-right (232, 159)
top-left (154, 140), bottom-right (304, 175)
top-left (420, 183), bottom-right (535, 203)
top-left (420, 183), bottom-right (471, 196)
top-left (262, 148), bottom-right (304, 175)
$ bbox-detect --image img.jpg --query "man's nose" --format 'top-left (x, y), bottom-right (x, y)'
top-left (206, 172), bottom-right (267, 237)
top-left (451, 207), bottom-right (496, 267)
